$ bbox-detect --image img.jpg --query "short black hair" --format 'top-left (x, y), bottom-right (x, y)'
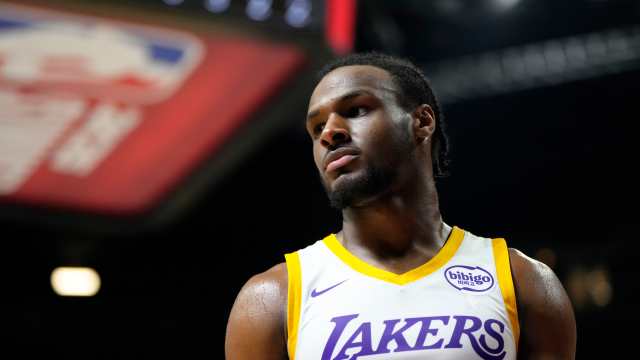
top-left (317, 52), bottom-right (451, 178)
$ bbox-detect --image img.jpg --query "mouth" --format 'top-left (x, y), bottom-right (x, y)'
top-left (324, 147), bottom-right (360, 173)
top-left (326, 154), bottom-right (358, 172)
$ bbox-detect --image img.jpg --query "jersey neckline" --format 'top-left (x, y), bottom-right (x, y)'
top-left (322, 226), bottom-right (465, 285)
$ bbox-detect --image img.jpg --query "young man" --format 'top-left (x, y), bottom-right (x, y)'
top-left (225, 53), bottom-right (576, 360)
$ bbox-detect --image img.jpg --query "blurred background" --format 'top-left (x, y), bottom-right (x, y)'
top-left (0, 0), bottom-right (636, 358)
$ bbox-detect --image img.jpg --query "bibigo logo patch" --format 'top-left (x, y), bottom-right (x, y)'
top-left (444, 265), bottom-right (495, 294)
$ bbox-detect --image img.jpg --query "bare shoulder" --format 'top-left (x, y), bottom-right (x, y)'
top-left (237, 262), bottom-right (288, 307)
top-left (225, 262), bottom-right (289, 360)
top-left (508, 248), bottom-right (576, 359)
top-left (508, 248), bottom-right (567, 307)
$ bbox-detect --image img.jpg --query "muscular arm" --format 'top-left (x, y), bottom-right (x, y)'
top-left (225, 263), bottom-right (289, 360)
top-left (509, 248), bottom-right (576, 360)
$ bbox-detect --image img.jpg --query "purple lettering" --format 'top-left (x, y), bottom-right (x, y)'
top-left (372, 316), bottom-right (451, 355)
top-left (321, 314), bottom-right (359, 360)
top-left (374, 318), bottom-right (415, 353)
top-left (322, 314), bottom-right (508, 360)
top-left (481, 319), bottom-right (506, 356)
top-left (412, 316), bottom-right (449, 350)
top-left (333, 322), bottom-right (375, 360)
top-left (445, 315), bottom-right (506, 360)
top-left (445, 315), bottom-right (482, 349)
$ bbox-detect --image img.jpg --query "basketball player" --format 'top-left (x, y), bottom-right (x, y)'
top-left (225, 53), bottom-right (576, 360)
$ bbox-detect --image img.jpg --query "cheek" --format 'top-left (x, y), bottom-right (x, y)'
top-left (364, 125), bottom-right (409, 164)
top-left (361, 122), bottom-right (395, 150)
top-left (312, 145), bottom-right (323, 170)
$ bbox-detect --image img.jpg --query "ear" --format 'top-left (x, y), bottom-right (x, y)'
top-left (411, 104), bottom-right (436, 144)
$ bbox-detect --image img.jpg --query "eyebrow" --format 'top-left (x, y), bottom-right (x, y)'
top-left (306, 90), bottom-right (374, 121)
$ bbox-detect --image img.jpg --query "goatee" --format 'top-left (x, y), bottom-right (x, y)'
top-left (323, 163), bottom-right (395, 210)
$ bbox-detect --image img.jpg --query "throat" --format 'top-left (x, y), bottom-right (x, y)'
top-left (337, 220), bottom-right (451, 275)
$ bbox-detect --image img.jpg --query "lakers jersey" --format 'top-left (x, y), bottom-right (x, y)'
top-left (284, 226), bottom-right (519, 360)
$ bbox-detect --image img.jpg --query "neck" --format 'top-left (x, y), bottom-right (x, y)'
top-left (339, 173), bottom-right (447, 264)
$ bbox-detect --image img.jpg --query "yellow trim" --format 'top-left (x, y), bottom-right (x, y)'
top-left (322, 226), bottom-right (465, 285)
top-left (284, 252), bottom-right (302, 360)
top-left (492, 238), bottom-right (520, 349)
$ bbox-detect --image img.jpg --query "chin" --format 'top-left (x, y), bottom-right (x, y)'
top-left (324, 172), bottom-right (361, 210)
top-left (324, 166), bottom-right (394, 210)
top-left (330, 170), bottom-right (360, 188)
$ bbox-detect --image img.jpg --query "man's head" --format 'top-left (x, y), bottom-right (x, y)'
top-left (306, 52), bottom-right (450, 209)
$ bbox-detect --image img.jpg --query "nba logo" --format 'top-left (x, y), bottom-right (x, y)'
top-left (0, 2), bottom-right (305, 214)
top-left (0, 3), bottom-right (204, 104)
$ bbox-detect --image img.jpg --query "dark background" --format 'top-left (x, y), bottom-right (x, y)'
top-left (1, 0), bottom-right (637, 358)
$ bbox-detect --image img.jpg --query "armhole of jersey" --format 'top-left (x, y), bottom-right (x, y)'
top-left (285, 251), bottom-right (302, 360)
top-left (492, 238), bottom-right (520, 350)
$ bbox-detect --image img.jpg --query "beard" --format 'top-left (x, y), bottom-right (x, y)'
top-left (321, 162), bottom-right (395, 210)
top-left (321, 119), bottom-right (413, 210)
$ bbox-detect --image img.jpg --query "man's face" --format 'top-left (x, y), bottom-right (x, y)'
top-left (306, 65), bottom-right (414, 209)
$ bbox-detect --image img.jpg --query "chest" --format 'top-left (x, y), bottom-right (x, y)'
top-left (297, 272), bottom-right (512, 360)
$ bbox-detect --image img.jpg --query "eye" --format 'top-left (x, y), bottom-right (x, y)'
top-left (344, 106), bottom-right (369, 118)
top-left (312, 122), bottom-right (325, 136)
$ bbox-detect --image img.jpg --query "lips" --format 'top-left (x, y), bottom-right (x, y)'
top-left (324, 147), bottom-right (360, 173)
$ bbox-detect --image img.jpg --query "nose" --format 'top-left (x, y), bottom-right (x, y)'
top-left (320, 113), bottom-right (350, 149)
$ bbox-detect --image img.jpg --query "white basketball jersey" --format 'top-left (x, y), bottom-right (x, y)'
top-left (284, 226), bottom-right (519, 360)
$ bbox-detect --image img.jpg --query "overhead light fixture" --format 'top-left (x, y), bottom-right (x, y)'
top-left (51, 267), bottom-right (101, 297)
top-left (246, 0), bottom-right (273, 21)
top-left (204, 0), bottom-right (231, 13)
top-left (285, 0), bottom-right (312, 28)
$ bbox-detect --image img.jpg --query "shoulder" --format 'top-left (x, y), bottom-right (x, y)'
top-left (508, 247), bottom-right (576, 359)
top-left (230, 262), bottom-right (288, 324)
top-left (507, 248), bottom-right (569, 310)
top-left (240, 262), bottom-right (289, 302)
top-left (225, 262), bottom-right (289, 360)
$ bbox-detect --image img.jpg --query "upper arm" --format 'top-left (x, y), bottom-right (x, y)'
top-left (509, 248), bottom-right (576, 360)
top-left (225, 263), bottom-right (289, 360)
